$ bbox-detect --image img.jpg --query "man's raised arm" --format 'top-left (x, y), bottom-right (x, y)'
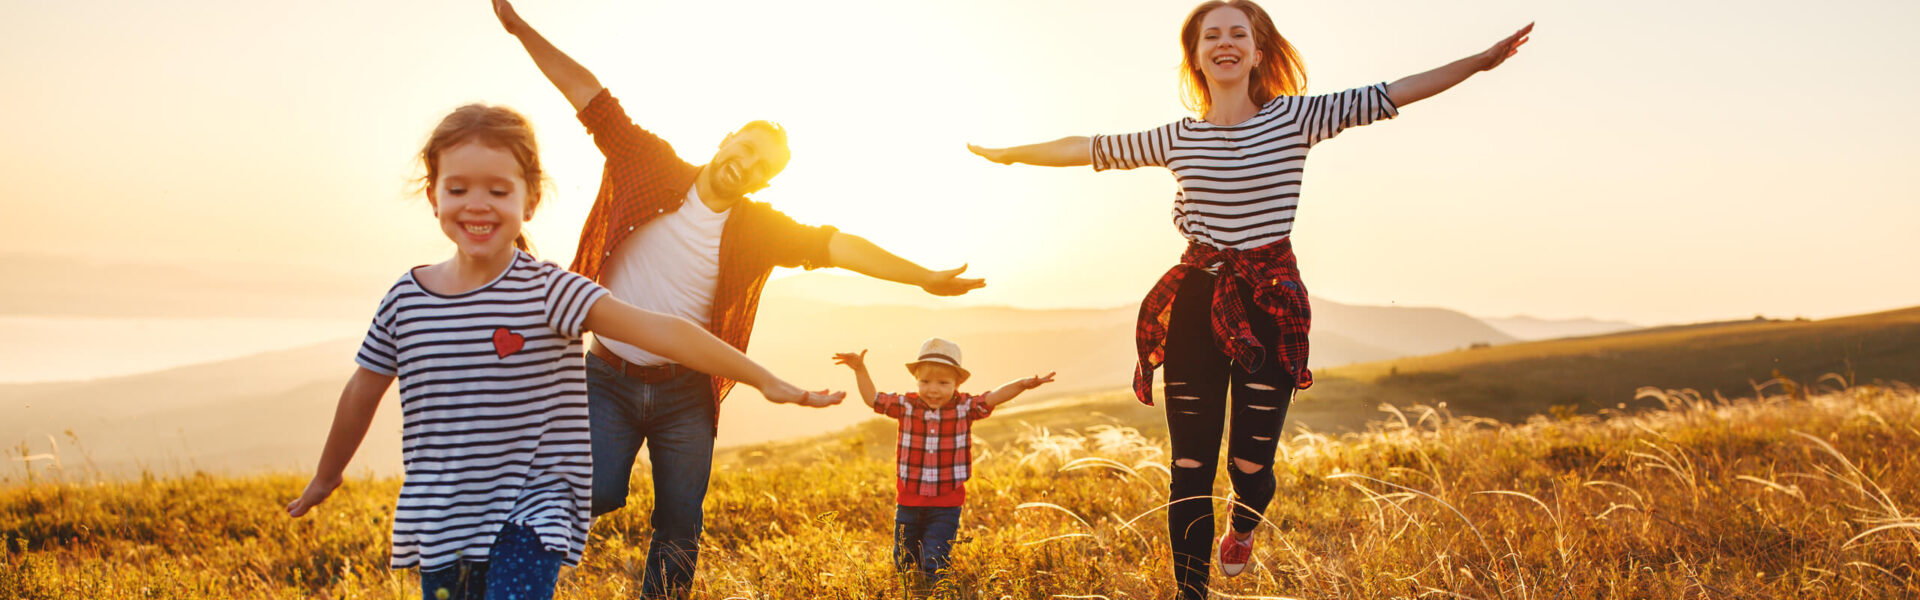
top-left (493, 0), bottom-right (604, 112)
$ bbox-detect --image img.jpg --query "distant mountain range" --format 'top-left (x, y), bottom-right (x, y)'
top-left (2, 270), bottom-right (1575, 480)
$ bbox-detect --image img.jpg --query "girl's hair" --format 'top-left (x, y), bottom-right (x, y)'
top-left (417, 104), bottom-right (545, 254)
top-left (1179, 0), bottom-right (1308, 116)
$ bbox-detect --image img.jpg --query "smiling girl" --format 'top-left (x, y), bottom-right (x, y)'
top-left (967, 2), bottom-right (1530, 597)
top-left (284, 104), bottom-right (842, 600)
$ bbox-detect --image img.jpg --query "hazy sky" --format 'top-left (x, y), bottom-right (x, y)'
top-left (4, 0), bottom-right (1917, 325)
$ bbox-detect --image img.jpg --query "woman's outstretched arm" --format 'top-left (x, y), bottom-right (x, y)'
top-left (1386, 22), bottom-right (1533, 108)
top-left (968, 137), bottom-right (1093, 167)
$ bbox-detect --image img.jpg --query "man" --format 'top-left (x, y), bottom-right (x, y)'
top-left (492, 2), bottom-right (986, 597)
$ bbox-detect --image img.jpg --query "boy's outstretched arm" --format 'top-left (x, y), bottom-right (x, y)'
top-left (585, 298), bottom-right (844, 407)
top-left (287, 367), bottom-right (395, 517)
top-left (827, 233), bottom-right (985, 297)
top-left (833, 350), bottom-right (880, 408)
top-left (1386, 22), bottom-right (1532, 108)
top-left (981, 372), bottom-right (1056, 408)
top-left (494, 0), bottom-right (604, 112)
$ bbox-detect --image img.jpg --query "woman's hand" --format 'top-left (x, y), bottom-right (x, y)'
top-left (1477, 22), bottom-right (1533, 72)
top-left (967, 144), bottom-right (1013, 165)
top-left (286, 475), bottom-right (341, 518)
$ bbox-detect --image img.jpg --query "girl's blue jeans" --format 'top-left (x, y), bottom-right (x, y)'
top-left (418, 522), bottom-right (562, 600)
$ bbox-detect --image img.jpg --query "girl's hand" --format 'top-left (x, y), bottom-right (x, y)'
top-left (764, 379), bottom-right (848, 408)
top-left (493, 0), bottom-right (528, 36)
top-left (1021, 372), bottom-right (1058, 390)
top-left (1477, 22), bottom-right (1533, 71)
top-left (286, 475), bottom-right (341, 518)
top-left (967, 144), bottom-right (1013, 165)
top-left (832, 350), bottom-right (869, 371)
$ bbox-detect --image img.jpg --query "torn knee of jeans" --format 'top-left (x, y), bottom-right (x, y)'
top-left (1170, 395), bottom-right (1202, 401)
top-left (1243, 383), bottom-right (1278, 391)
top-left (1177, 410), bottom-right (1201, 415)
top-left (1251, 435), bottom-right (1274, 442)
top-left (1248, 404), bottom-right (1279, 411)
top-left (1174, 458), bottom-right (1205, 469)
top-left (1232, 457), bottom-right (1267, 474)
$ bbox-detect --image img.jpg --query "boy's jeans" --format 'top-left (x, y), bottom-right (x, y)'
top-left (894, 505), bottom-right (963, 584)
top-left (587, 354), bottom-right (716, 600)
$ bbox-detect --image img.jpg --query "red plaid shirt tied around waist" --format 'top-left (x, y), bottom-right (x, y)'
top-left (1133, 238), bottom-right (1313, 405)
top-left (568, 89), bottom-right (837, 413)
top-left (874, 392), bottom-right (993, 497)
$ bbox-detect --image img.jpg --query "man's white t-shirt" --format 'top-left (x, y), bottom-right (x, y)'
top-left (598, 187), bottom-right (728, 366)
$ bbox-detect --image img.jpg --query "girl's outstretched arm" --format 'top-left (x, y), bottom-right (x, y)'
top-left (832, 350), bottom-right (880, 408)
top-left (1386, 22), bottom-right (1533, 108)
top-left (287, 367), bottom-right (395, 518)
top-left (494, 0), bottom-right (605, 112)
top-left (980, 372), bottom-right (1056, 408)
top-left (968, 137), bottom-right (1093, 167)
top-left (585, 298), bottom-right (846, 407)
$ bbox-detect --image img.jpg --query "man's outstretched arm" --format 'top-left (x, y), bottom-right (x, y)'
top-left (494, 0), bottom-right (603, 112)
top-left (827, 232), bottom-right (985, 297)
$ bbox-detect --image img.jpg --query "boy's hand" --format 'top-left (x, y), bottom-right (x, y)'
top-left (286, 475), bottom-right (341, 518)
top-left (1020, 372), bottom-right (1057, 390)
top-left (832, 350), bottom-right (869, 371)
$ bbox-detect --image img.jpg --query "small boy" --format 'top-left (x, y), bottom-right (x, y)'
top-left (834, 338), bottom-right (1054, 593)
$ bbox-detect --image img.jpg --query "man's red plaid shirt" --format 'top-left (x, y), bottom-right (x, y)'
top-left (873, 392), bottom-right (994, 499)
top-left (570, 89), bottom-right (837, 413)
top-left (1133, 237), bottom-right (1314, 405)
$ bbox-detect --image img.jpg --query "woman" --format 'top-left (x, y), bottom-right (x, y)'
top-left (967, 2), bottom-right (1529, 597)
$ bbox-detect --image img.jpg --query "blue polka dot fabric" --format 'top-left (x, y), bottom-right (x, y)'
top-left (418, 523), bottom-right (563, 600)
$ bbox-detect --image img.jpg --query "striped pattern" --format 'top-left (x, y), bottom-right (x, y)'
top-left (1092, 83), bottom-right (1398, 250)
top-left (356, 251), bottom-right (608, 570)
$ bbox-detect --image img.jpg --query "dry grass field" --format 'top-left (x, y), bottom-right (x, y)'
top-left (5, 374), bottom-right (1916, 599)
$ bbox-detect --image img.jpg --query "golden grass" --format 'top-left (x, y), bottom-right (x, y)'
top-left (4, 378), bottom-right (1917, 599)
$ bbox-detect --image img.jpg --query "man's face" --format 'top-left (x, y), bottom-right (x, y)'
top-left (706, 126), bottom-right (790, 200)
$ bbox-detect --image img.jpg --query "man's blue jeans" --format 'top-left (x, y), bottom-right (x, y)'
top-left (587, 354), bottom-right (715, 600)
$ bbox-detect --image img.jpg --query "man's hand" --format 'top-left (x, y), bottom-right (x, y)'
top-left (493, 0), bottom-right (528, 37)
top-left (921, 265), bottom-right (986, 297)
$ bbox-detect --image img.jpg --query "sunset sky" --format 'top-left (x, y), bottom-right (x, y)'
top-left (4, 0), bottom-right (1917, 326)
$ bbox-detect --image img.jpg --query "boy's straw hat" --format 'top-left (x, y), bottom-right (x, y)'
top-left (905, 337), bottom-right (971, 385)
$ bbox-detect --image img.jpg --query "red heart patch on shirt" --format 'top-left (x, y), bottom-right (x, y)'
top-left (492, 327), bottom-right (524, 358)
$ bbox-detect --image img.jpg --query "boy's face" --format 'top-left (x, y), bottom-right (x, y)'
top-left (914, 364), bottom-right (960, 408)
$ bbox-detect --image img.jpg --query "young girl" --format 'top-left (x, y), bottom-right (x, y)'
top-left (966, 3), bottom-right (1530, 598)
top-left (283, 104), bottom-right (843, 600)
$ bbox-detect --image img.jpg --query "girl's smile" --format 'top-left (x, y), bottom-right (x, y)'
top-left (429, 139), bottom-right (531, 261)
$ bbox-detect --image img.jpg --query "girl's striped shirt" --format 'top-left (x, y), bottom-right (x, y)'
top-left (355, 250), bottom-right (608, 570)
top-left (1092, 83), bottom-right (1399, 250)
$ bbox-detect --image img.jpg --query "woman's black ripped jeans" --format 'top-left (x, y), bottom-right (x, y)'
top-left (1161, 269), bottom-right (1297, 600)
